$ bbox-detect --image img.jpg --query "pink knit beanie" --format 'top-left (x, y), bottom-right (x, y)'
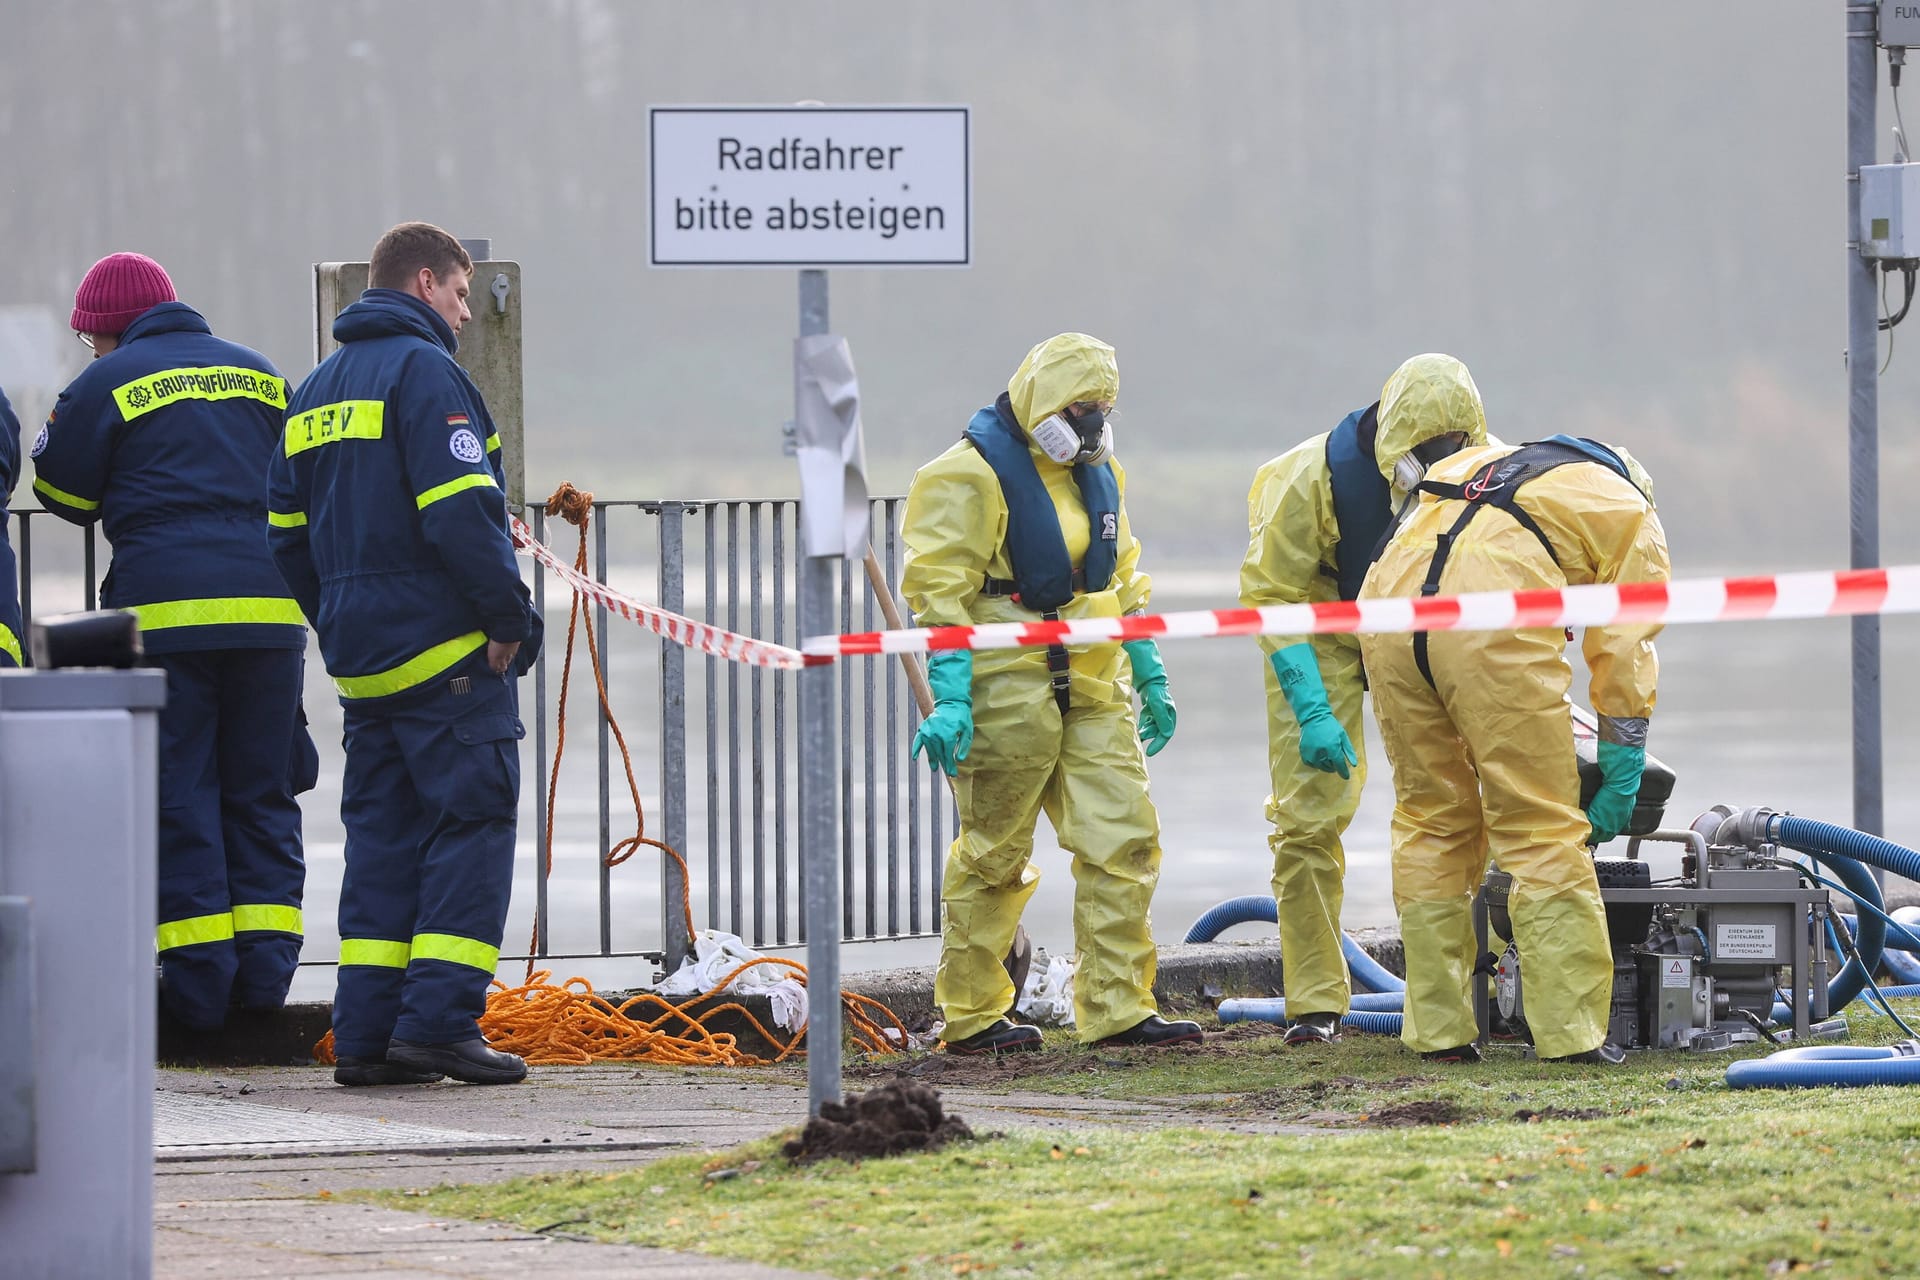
top-left (71, 252), bottom-right (177, 336)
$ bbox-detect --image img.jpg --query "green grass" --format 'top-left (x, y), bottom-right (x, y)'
top-left (379, 1005), bottom-right (1920, 1279)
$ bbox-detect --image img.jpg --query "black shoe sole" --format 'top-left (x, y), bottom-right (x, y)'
top-left (944, 1035), bottom-right (1043, 1056)
top-left (334, 1064), bottom-right (445, 1086)
top-left (1095, 1030), bottom-right (1206, 1049)
top-left (1283, 1029), bottom-right (1341, 1046)
top-left (387, 1045), bottom-right (529, 1085)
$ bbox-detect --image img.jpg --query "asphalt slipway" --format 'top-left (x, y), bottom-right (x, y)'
top-left (153, 938), bottom-right (1334, 1279)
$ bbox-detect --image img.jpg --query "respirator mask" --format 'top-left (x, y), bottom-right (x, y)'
top-left (1392, 431), bottom-right (1471, 495)
top-left (1031, 403), bottom-right (1113, 466)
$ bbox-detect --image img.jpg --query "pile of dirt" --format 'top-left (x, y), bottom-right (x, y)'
top-left (1513, 1105), bottom-right (1608, 1122)
top-left (1362, 1099), bottom-right (1465, 1128)
top-left (782, 1080), bottom-right (976, 1164)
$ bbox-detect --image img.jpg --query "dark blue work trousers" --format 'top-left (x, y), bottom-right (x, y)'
top-left (332, 667), bottom-right (523, 1059)
top-left (153, 648), bottom-right (309, 1029)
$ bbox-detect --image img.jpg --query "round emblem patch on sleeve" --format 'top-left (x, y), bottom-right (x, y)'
top-left (449, 428), bottom-right (485, 464)
top-left (30, 426), bottom-right (49, 458)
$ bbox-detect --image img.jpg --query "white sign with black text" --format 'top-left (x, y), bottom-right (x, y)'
top-left (648, 105), bottom-right (971, 267)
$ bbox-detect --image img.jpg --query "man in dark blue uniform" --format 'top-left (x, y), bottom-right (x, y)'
top-left (34, 252), bottom-right (311, 1031)
top-left (270, 222), bottom-right (539, 1087)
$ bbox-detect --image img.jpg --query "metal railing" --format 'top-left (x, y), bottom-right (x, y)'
top-left (523, 495), bottom-right (953, 973)
top-left (16, 498), bottom-right (956, 977)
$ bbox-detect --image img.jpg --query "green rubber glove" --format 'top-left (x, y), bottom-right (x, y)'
top-left (1124, 638), bottom-right (1177, 757)
top-left (1586, 739), bottom-right (1645, 845)
top-left (1270, 643), bottom-right (1358, 779)
top-left (911, 650), bottom-right (974, 777)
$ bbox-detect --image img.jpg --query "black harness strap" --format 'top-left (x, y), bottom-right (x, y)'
top-left (1407, 444), bottom-right (1599, 689)
top-left (1041, 609), bottom-right (1072, 713)
top-left (982, 568), bottom-right (1087, 599)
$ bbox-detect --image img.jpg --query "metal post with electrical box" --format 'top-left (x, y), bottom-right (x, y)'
top-left (0, 666), bottom-right (167, 1279)
top-left (313, 238), bottom-right (526, 510)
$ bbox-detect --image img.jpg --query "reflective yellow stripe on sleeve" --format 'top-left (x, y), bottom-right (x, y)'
top-left (132, 597), bottom-right (307, 632)
top-left (157, 911), bottom-right (235, 952)
top-left (284, 399), bottom-right (384, 457)
top-left (0, 625), bottom-right (20, 666)
top-left (232, 904), bottom-right (304, 935)
top-left (416, 472), bottom-right (499, 510)
top-left (339, 938), bottom-right (411, 968)
top-left (113, 366), bottom-right (288, 422)
top-left (333, 630), bottom-right (487, 700)
top-left (267, 510), bottom-right (307, 528)
top-left (32, 476), bottom-right (101, 512)
top-left (485, 433), bottom-right (501, 453)
top-left (410, 932), bottom-right (501, 973)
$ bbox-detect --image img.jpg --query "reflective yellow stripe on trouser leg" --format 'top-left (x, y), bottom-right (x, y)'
top-left (232, 904), bottom-right (304, 936)
top-left (339, 938), bottom-right (411, 968)
top-left (157, 911), bottom-right (235, 953)
top-left (410, 933), bottom-right (501, 973)
top-left (1264, 640), bottom-right (1365, 1018)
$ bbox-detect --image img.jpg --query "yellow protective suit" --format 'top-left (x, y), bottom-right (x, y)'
top-left (902, 333), bottom-right (1167, 1045)
top-left (1359, 428), bottom-right (1670, 1060)
top-left (1238, 355), bottom-right (1489, 1019)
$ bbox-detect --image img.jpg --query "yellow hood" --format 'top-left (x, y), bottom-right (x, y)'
top-left (1375, 353), bottom-right (1488, 485)
top-left (1006, 332), bottom-right (1120, 432)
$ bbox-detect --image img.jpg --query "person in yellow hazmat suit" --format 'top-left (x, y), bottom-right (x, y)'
top-left (1238, 353), bottom-right (1489, 1047)
top-left (1358, 374), bottom-right (1670, 1066)
top-left (901, 333), bottom-right (1202, 1055)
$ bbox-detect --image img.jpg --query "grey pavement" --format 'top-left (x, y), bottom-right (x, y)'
top-left (154, 1054), bottom-right (1311, 1279)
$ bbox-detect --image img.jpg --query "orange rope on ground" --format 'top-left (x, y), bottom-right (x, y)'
top-left (312, 483), bottom-right (908, 1069)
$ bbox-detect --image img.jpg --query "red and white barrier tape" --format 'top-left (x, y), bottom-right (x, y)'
top-left (511, 517), bottom-right (824, 670)
top-left (802, 565), bottom-right (1920, 659)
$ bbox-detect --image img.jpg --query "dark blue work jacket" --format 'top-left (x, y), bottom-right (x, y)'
top-left (268, 290), bottom-right (534, 706)
top-left (31, 303), bottom-right (304, 654)
top-left (0, 387), bottom-right (24, 664)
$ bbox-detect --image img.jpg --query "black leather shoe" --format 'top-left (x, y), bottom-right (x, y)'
top-left (1283, 1011), bottom-right (1343, 1046)
top-left (387, 1037), bottom-right (529, 1084)
top-left (1420, 1042), bottom-right (1484, 1064)
top-left (943, 1018), bottom-right (1043, 1056)
top-left (1544, 1042), bottom-right (1627, 1065)
top-left (1095, 1014), bottom-right (1205, 1048)
top-left (334, 1055), bottom-right (444, 1087)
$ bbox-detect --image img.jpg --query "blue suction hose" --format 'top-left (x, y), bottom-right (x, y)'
top-left (1188, 895), bottom-right (1407, 1033)
top-left (1184, 895), bottom-right (1406, 994)
top-left (1727, 1042), bottom-right (1920, 1088)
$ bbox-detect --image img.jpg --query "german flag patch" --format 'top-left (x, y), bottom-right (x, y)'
top-left (446, 413), bottom-right (471, 428)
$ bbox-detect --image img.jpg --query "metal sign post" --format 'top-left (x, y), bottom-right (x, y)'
top-left (649, 101), bottom-right (970, 1115)
top-left (1849, 2), bottom-right (1884, 838)
top-left (795, 268), bottom-right (841, 1116)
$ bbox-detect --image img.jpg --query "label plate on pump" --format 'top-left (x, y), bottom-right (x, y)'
top-left (1716, 923), bottom-right (1778, 960)
top-left (1660, 956), bottom-right (1692, 989)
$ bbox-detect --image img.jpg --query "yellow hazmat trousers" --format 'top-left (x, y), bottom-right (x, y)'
top-left (901, 334), bottom-right (1165, 1044)
top-left (1238, 358), bottom-right (1489, 1018)
top-left (1359, 439), bottom-right (1668, 1059)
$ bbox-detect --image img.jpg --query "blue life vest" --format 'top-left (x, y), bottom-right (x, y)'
top-left (962, 393), bottom-right (1118, 612)
top-left (1320, 402), bottom-right (1389, 602)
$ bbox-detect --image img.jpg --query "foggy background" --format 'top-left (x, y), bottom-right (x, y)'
top-left (3, 1), bottom-right (1916, 986)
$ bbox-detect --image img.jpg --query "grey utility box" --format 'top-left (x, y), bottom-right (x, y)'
top-left (313, 250), bottom-right (527, 510)
top-left (1860, 163), bottom-right (1920, 260)
top-left (0, 670), bottom-right (166, 1279)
